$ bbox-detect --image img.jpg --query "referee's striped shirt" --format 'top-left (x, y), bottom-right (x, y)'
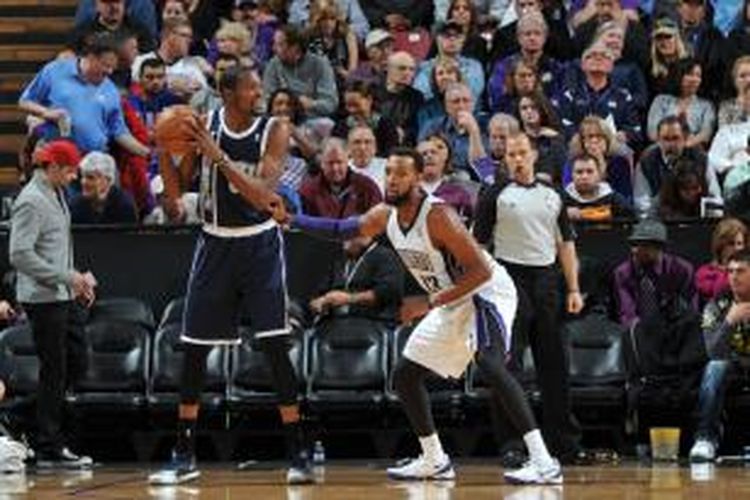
top-left (474, 180), bottom-right (575, 267)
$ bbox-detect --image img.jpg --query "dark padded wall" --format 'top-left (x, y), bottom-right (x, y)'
top-left (0, 222), bottom-right (715, 319)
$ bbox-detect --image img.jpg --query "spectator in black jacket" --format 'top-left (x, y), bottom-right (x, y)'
top-left (572, 0), bottom-right (649, 71)
top-left (360, 0), bottom-right (435, 30)
top-left (678, 0), bottom-right (726, 101)
top-left (563, 153), bottom-right (634, 222)
top-left (376, 52), bottom-right (424, 145)
top-left (491, 0), bottom-right (573, 62)
top-left (69, 152), bottom-right (138, 225)
top-left (309, 236), bottom-right (404, 326)
top-left (332, 80), bottom-right (400, 156)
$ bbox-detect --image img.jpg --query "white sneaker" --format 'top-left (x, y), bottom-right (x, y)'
top-left (689, 439), bottom-right (716, 462)
top-left (504, 459), bottom-right (562, 485)
top-left (148, 451), bottom-right (200, 485)
top-left (387, 454), bottom-right (456, 481)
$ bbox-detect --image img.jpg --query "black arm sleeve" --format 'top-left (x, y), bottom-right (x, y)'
top-left (473, 183), bottom-right (502, 247)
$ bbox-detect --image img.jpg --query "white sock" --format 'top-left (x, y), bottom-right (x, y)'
top-left (523, 429), bottom-right (553, 465)
top-left (418, 433), bottom-right (445, 462)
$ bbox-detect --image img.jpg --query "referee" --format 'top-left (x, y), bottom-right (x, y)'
top-left (474, 132), bottom-right (583, 462)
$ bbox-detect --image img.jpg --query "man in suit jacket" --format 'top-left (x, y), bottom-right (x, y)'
top-left (9, 140), bottom-right (97, 469)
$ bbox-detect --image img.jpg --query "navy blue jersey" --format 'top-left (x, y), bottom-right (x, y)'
top-left (199, 108), bottom-right (272, 227)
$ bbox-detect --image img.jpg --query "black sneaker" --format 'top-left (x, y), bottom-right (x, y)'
top-left (148, 450), bottom-right (200, 485)
top-left (286, 453), bottom-right (315, 484)
top-left (36, 447), bottom-right (93, 469)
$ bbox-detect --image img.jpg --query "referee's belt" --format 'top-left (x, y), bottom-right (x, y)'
top-left (202, 218), bottom-right (277, 238)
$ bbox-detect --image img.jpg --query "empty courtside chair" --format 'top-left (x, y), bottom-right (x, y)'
top-left (0, 323), bottom-right (38, 403)
top-left (562, 311), bottom-right (627, 444)
top-left (66, 298), bottom-right (153, 411)
top-left (306, 317), bottom-right (390, 410)
top-left (88, 297), bottom-right (155, 329)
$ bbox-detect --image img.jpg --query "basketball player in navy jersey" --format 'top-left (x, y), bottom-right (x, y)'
top-left (288, 147), bottom-right (562, 484)
top-left (149, 66), bottom-right (313, 485)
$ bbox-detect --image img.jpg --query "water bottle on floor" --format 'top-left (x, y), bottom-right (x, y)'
top-left (312, 440), bottom-right (325, 465)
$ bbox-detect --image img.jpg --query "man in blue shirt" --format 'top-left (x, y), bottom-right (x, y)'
top-left (19, 33), bottom-right (149, 157)
top-left (555, 42), bottom-right (643, 150)
top-left (419, 82), bottom-right (489, 179)
top-left (413, 21), bottom-right (485, 108)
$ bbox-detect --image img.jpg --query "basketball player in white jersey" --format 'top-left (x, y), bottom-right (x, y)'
top-left (289, 147), bottom-right (562, 484)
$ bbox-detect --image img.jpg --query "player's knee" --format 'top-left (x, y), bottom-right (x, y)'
top-left (393, 358), bottom-right (424, 393)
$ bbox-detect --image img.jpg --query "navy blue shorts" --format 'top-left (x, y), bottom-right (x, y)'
top-left (182, 227), bottom-right (289, 345)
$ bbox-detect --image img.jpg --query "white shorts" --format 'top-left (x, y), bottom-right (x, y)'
top-left (403, 262), bottom-right (517, 379)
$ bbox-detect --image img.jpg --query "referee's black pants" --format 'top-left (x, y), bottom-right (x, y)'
top-left (500, 261), bottom-right (582, 458)
top-left (23, 301), bottom-right (87, 455)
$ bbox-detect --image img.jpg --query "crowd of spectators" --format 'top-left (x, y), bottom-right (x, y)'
top-left (13, 0), bottom-right (750, 227)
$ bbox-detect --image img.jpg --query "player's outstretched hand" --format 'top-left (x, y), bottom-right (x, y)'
top-left (267, 193), bottom-right (289, 225)
top-left (399, 296), bottom-right (431, 324)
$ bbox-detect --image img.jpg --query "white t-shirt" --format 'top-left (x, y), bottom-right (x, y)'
top-left (349, 157), bottom-right (386, 194)
top-left (131, 52), bottom-right (208, 93)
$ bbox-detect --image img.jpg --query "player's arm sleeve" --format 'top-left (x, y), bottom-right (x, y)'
top-left (290, 214), bottom-right (362, 240)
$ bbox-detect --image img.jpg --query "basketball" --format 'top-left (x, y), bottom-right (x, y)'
top-left (153, 105), bottom-right (199, 156)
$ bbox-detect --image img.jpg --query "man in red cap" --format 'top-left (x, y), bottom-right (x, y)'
top-left (9, 139), bottom-right (98, 469)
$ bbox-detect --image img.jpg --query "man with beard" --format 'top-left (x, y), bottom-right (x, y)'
top-left (634, 115), bottom-right (719, 215)
top-left (288, 147), bottom-right (562, 484)
top-left (148, 65), bottom-right (312, 486)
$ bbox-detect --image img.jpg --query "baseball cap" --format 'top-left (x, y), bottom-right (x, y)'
top-left (365, 29), bottom-right (393, 49)
top-left (33, 140), bottom-right (82, 167)
top-left (651, 17), bottom-right (680, 37)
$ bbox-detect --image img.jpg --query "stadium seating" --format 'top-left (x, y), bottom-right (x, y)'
top-left (306, 317), bottom-right (390, 410)
top-left (0, 322), bottom-right (37, 401)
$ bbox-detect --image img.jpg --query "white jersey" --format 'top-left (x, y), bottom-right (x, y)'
top-left (386, 195), bottom-right (519, 379)
top-left (386, 195), bottom-right (455, 295)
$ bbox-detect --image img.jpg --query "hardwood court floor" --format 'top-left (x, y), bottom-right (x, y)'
top-left (5, 461), bottom-right (750, 499)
